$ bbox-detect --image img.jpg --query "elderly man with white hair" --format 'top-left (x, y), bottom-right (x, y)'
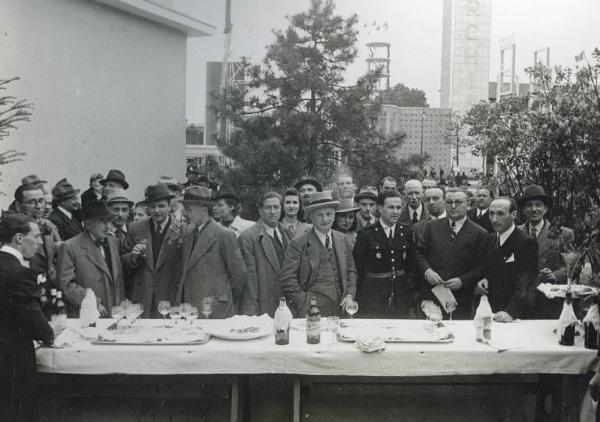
top-left (399, 179), bottom-right (430, 227)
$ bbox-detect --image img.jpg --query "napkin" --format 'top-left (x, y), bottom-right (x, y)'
top-left (431, 285), bottom-right (457, 313)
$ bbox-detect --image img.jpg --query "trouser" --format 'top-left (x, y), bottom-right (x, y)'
top-left (357, 274), bottom-right (412, 318)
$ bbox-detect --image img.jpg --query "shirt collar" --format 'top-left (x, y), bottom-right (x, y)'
top-left (0, 245), bottom-right (27, 267)
top-left (435, 211), bottom-right (447, 219)
top-left (263, 223), bottom-right (281, 238)
top-left (530, 219), bottom-right (545, 234)
top-left (58, 206), bottom-right (72, 220)
top-left (477, 208), bottom-right (489, 217)
top-left (155, 216), bottom-right (169, 233)
top-left (229, 216), bottom-right (244, 232)
top-left (410, 203), bottom-right (422, 218)
top-left (314, 228), bottom-right (332, 247)
top-left (449, 215), bottom-right (467, 232)
top-left (498, 223), bottom-right (516, 246)
top-left (379, 220), bottom-right (396, 235)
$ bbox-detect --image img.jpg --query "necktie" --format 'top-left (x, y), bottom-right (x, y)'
top-left (494, 235), bottom-right (501, 251)
top-left (273, 229), bottom-right (283, 248)
top-left (530, 226), bottom-right (537, 239)
top-left (411, 211), bottom-right (419, 225)
top-left (156, 224), bottom-right (162, 236)
top-left (477, 210), bottom-right (482, 218)
top-left (96, 239), bottom-right (113, 277)
top-left (325, 234), bottom-right (332, 259)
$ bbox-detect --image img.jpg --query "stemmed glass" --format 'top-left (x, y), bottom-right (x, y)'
top-left (445, 301), bottom-right (457, 322)
top-left (188, 306), bottom-right (199, 325)
top-left (180, 303), bottom-right (192, 321)
top-left (170, 305), bottom-right (181, 324)
top-left (201, 297), bottom-right (214, 319)
top-left (157, 301), bottom-right (171, 327)
top-left (345, 300), bottom-right (358, 319)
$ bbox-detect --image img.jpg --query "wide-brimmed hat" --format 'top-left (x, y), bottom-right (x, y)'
top-left (145, 184), bottom-right (175, 204)
top-left (105, 188), bottom-right (133, 206)
top-left (21, 174), bottom-right (47, 186)
top-left (157, 176), bottom-right (183, 192)
top-left (294, 176), bottom-right (323, 192)
top-left (179, 186), bottom-right (213, 206)
top-left (82, 201), bottom-right (111, 221)
top-left (52, 178), bottom-right (80, 201)
top-left (304, 191), bottom-right (340, 215)
top-left (518, 185), bottom-right (552, 208)
top-left (101, 169), bottom-right (129, 190)
top-left (354, 186), bottom-right (378, 203)
top-left (214, 191), bottom-right (240, 202)
top-left (335, 199), bottom-right (359, 214)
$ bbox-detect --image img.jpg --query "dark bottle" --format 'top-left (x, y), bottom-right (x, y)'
top-left (51, 291), bottom-right (67, 322)
top-left (559, 292), bottom-right (576, 346)
top-left (306, 297), bottom-right (321, 344)
top-left (584, 299), bottom-right (599, 350)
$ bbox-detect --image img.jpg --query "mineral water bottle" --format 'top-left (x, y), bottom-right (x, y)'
top-left (474, 295), bottom-right (492, 342)
top-left (558, 292), bottom-right (577, 346)
top-left (306, 297), bottom-right (321, 344)
top-left (274, 297), bottom-right (293, 345)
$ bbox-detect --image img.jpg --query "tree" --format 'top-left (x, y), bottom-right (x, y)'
top-left (0, 77), bottom-right (32, 195)
top-left (378, 83), bottom-right (429, 107)
top-left (215, 0), bottom-right (405, 216)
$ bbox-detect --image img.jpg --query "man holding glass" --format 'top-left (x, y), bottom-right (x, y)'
top-left (280, 191), bottom-right (356, 317)
top-left (416, 188), bottom-right (488, 319)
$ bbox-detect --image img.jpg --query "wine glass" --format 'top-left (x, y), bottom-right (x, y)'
top-left (421, 300), bottom-right (434, 319)
top-left (180, 303), bottom-right (192, 321)
top-left (157, 301), bottom-right (171, 326)
top-left (429, 304), bottom-right (443, 323)
top-left (345, 300), bottom-right (358, 319)
top-left (139, 239), bottom-right (149, 258)
top-left (201, 297), bottom-right (214, 319)
top-left (445, 301), bottom-right (457, 321)
top-left (170, 305), bottom-right (181, 324)
top-left (188, 306), bottom-right (199, 325)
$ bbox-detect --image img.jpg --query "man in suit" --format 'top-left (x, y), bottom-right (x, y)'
top-left (176, 186), bottom-right (246, 318)
top-left (49, 178), bottom-right (84, 240)
top-left (13, 183), bottom-right (62, 287)
top-left (467, 187), bottom-right (494, 233)
top-left (280, 191), bottom-right (356, 317)
top-left (240, 192), bottom-right (290, 316)
top-left (517, 185), bottom-right (575, 319)
top-left (0, 214), bottom-right (59, 422)
top-left (336, 173), bottom-right (355, 200)
top-left (353, 191), bottom-right (416, 318)
top-left (100, 169), bottom-right (130, 198)
top-left (105, 188), bottom-right (134, 247)
top-left (413, 187), bottom-right (447, 243)
top-left (399, 179), bottom-right (430, 227)
top-left (379, 176), bottom-right (397, 193)
top-left (476, 198), bottom-right (539, 322)
top-left (294, 176), bottom-right (323, 208)
top-left (157, 176), bottom-right (184, 223)
top-left (355, 186), bottom-right (378, 231)
top-left (213, 191), bottom-right (254, 237)
top-left (81, 172), bottom-right (104, 209)
top-left (57, 201), bottom-right (126, 316)
top-left (123, 184), bottom-right (183, 317)
top-left (416, 189), bottom-right (488, 319)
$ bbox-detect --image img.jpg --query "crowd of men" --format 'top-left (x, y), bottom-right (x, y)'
top-left (0, 166), bottom-right (576, 324)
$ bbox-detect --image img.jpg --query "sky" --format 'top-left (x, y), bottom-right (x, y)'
top-left (182, 0), bottom-right (600, 125)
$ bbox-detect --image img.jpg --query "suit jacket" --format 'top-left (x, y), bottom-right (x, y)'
top-left (81, 187), bottom-right (102, 210)
top-left (416, 217), bottom-right (488, 319)
top-left (228, 215), bottom-right (255, 238)
top-left (239, 221), bottom-right (290, 316)
top-left (175, 219), bottom-right (247, 319)
top-left (399, 202), bottom-right (431, 227)
top-left (0, 252), bottom-right (53, 422)
top-left (281, 220), bottom-right (312, 240)
top-left (122, 217), bottom-right (184, 317)
top-left (280, 228), bottom-right (357, 316)
top-left (482, 228), bottom-right (539, 318)
top-left (468, 208), bottom-right (494, 233)
top-left (57, 232), bottom-right (125, 315)
top-left (49, 208), bottom-right (84, 241)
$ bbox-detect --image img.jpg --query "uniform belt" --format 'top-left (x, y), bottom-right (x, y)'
top-left (365, 270), bottom-right (405, 279)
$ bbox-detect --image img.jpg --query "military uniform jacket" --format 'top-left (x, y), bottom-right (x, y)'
top-left (353, 221), bottom-right (416, 288)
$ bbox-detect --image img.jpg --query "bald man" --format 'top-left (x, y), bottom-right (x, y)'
top-left (399, 180), bottom-right (430, 227)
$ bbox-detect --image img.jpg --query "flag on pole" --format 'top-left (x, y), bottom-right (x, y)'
top-left (575, 51), bottom-right (586, 63)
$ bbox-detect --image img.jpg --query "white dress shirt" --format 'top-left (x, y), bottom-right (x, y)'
top-left (449, 215), bottom-right (467, 233)
top-left (379, 220), bottom-right (396, 239)
top-left (498, 223), bottom-right (516, 247)
top-left (264, 224), bottom-right (283, 243)
top-left (314, 229), bottom-right (333, 249)
top-left (410, 203), bottom-right (423, 221)
top-left (476, 208), bottom-right (489, 218)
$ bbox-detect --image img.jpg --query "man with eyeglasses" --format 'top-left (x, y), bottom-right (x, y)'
top-left (415, 189), bottom-right (488, 319)
top-left (13, 184), bottom-right (62, 286)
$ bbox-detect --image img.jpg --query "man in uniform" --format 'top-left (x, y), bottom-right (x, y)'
top-left (353, 191), bottom-right (416, 318)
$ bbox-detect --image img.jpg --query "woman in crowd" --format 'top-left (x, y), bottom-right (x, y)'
top-left (333, 199), bottom-right (359, 247)
top-left (280, 188), bottom-right (311, 240)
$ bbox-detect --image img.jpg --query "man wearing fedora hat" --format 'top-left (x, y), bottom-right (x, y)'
top-left (101, 170), bottom-right (129, 199)
top-left (105, 188), bottom-right (134, 248)
top-left (175, 186), bottom-right (246, 318)
top-left (355, 186), bottom-right (378, 231)
top-left (157, 176), bottom-right (185, 222)
top-left (122, 184), bottom-right (184, 318)
top-left (294, 176), bottom-right (323, 208)
top-left (57, 201), bottom-right (126, 317)
top-left (280, 191), bottom-right (357, 317)
top-left (214, 191), bottom-right (254, 237)
top-left (48, 178), bottom-right (83, 241)
top-left (19, 174), bottom-right (53, 218)
top-left (517, 184), bottom-right (575, 319)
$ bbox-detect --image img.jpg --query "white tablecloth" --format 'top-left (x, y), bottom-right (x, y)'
top-left (36, 319), bottom-right (598, 376)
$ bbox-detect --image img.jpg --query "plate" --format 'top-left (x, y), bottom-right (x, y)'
top-left (337, 322), bottom-right (454, 344)
top-left (537, 283), bottom-right (599, 299)
top-left (92, 326), bottom-right (210, 345)
top-left (205, 314), bottom-right (273, 341)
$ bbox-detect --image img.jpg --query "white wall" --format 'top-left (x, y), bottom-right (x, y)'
top-left (0, 0), bottom-right (188, 208)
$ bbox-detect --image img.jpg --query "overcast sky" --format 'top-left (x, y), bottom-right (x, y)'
top-left (184, 0), bottom-right (600, 124)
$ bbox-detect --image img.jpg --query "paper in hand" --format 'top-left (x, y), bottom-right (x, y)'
top-left (431, 284), bottom-right (458, 313)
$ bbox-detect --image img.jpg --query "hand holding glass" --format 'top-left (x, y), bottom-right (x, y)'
top-left (345, 300), bottom-right (358, 319)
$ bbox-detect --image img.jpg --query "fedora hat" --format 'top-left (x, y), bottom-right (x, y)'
top-left (52, 178), bottom-right (80, 201)
top-left (157, 176), bottom-right (183, 192)
top-left (101, 169), bottom-right (129, 190)
top-left (145, 183), bottom-right (175, 204)
top-left (179, 186), bottom-right (213, 206)
top-left (105, 188), bottom-right (133, 206)
top-left (21, 174), bottom-right (47, 186)
top-left (335, 198), bottom-right (359, 214)
top-left (518, 185), bottom-right (552, 208)
top-left (214, 191), bottom-right (240, 202)
top-left (354, 186), bottom-right (378, 203)
top-left (82, 201), bottom-right (111, 221)
top-left (304, 191), bottom-right (340, 215)
top-left (294, 176), bottom-right (323, 192)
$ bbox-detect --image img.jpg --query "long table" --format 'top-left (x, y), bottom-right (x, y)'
top-left (36, 319), bottom-right (599, 421)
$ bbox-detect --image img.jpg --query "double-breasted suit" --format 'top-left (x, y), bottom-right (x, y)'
top-left (123, 217), bottom-right (184, 318)
top-left (49, 208), bottom-right (83, 241)
top-left (280, 228), bottom-right (357, 317)
top-left (239, 220), bottom-right (290, 316)
top-left (175, 219), bottom-right (246, 319)
top-left (57, 231), bottom-right (126, 315)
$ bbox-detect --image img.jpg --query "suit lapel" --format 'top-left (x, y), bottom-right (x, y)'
top-left (187, 220), bottom-right (217, 268)
top-left (258, 222), bottom-right (280, 272)
top-left (307, 230), bottom-right (321, 285)
top-left (142, 220), bottom-right (156, 271)
top-left (82, 233), bottom-right (112, 280)
top-left (536, 220), bottom-right (553, 258)
top-left (332, 231), bottom-right (347, 288)
top-left (155, 218), bottom-right (179, 271)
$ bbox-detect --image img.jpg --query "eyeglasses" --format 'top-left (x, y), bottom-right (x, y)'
top-left (445, 200), bottom-right (466, 206)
